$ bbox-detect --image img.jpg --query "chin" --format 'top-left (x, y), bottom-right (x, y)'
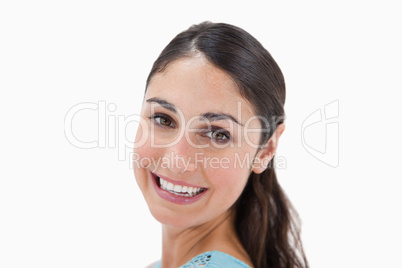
top-left (148, 206), bottom-right (206, 229)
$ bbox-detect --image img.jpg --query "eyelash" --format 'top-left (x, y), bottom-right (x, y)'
top-left (201, 127), bottom-right (231, 144)
top-left (148, 113), bottom-right (176, 128)
top-left (148, 113), bottom-right (232, 144)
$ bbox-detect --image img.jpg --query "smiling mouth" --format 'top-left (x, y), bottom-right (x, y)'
top-left (153, 173), bottom-right (207, 197)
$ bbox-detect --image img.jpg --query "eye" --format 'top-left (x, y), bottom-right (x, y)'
top-left (204, 129), bottom-right (231, 143)
top-left (148, 113), bottom-right (175, 128)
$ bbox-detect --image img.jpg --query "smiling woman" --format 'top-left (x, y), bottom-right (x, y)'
top-left (133, 22), bottom-right (308, 268)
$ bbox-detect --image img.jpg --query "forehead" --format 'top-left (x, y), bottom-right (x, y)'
top-left (145, 57), bottom-right (256, 124)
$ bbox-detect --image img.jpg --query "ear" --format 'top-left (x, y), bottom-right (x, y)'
top-left (251, 123), bottom-right (285, 174)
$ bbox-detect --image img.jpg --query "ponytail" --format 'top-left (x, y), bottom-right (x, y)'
top-left (234, 158), bottom-right (309, 268)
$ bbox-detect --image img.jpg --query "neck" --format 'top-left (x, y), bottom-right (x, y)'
top-left (160, 210), bottom-right (248, 268)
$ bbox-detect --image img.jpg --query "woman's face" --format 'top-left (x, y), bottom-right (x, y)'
top-left (133, 56), bottom-right (265, 229)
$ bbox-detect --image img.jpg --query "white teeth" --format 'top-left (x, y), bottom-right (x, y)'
top-left (167, 182), bottom-right (174, 191)
top-left (174, 185), bottom-right (182, 192)
top-left (158, 177), bottom-right (204, 197)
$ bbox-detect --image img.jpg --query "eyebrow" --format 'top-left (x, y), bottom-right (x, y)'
top-left (146, 97), bottom-right (177, 113)
top-left (199, 112), bottom-right (243, 127)
top-left (146, 97), bottom-right (243, 126)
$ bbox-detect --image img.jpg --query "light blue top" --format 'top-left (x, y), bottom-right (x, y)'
top-left (152, 251), bottom-right (251, 268)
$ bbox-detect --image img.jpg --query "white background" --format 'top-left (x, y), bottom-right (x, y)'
top-left (1, 1), bottom-right (401, 267)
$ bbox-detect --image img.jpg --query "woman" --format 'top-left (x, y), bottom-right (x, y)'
top-left (134, 22), bottom-right (308, 268)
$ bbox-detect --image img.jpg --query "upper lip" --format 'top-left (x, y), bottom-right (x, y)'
top-left (151, 172), bottom-right (207, 189)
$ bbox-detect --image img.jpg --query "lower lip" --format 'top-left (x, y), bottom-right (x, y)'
top-left (150, 172), bottom-right (208, 205)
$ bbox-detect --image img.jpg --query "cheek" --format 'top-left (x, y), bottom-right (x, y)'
top-left (133, 126), bottom-right (157, 185)
top-left (205, 152), bottom-right (252, 203)
top-left (133, 120), bottom-right (160, 163)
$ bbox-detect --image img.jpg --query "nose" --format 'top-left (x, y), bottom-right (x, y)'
top-left (165, 134), bottom-right (197, 173)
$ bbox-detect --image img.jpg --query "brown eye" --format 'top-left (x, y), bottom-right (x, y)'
top-left (149, 114), bottom-right (175, 128)
top-left (204, 129), bottom-right (231, 143)
top-left (212, 132), bottom-right (226, 140)
top-left (156, 117), bottom-right (172, 127)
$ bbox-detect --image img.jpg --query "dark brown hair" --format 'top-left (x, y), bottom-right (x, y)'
top-left (145, 21), bottom-right (308, 268)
